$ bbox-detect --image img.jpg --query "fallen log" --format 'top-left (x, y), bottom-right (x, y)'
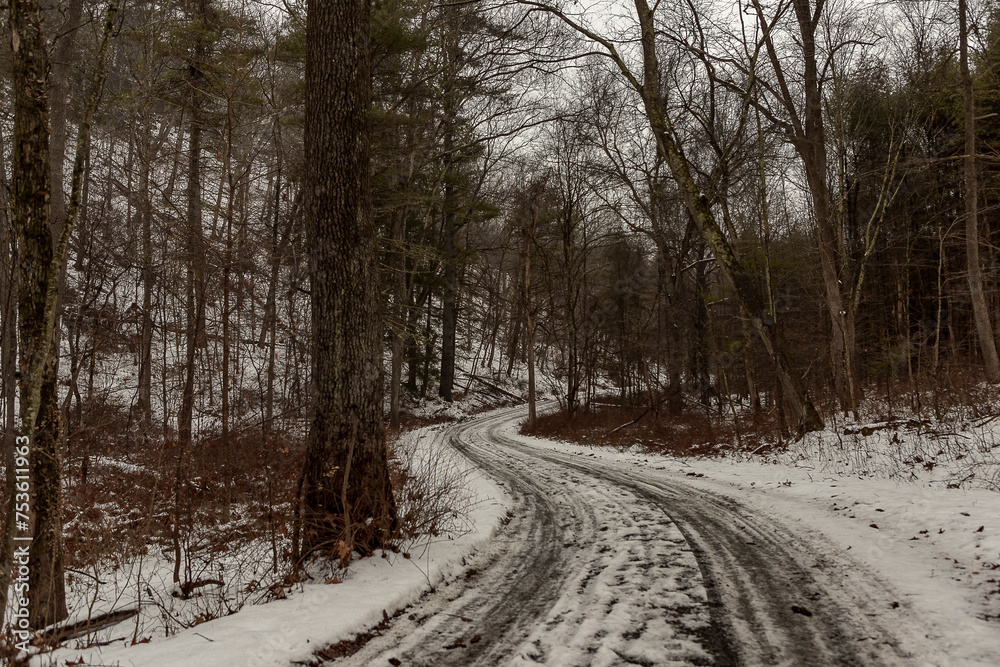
top-left (40, 606), bottom-right (140, 644)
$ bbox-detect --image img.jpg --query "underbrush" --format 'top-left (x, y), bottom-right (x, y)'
top-left (47, 402), bottom-right (304, 648)
top-left (753, 372), bottom-right (1000, 491)
top-left (388, 427), bottom-right (476, 549)
top-left (767, 412), bottom-right (1000, 492)
top-left (525, 404), bottom-right (779, 456)
top-left (528, 375), bottom-right (1000, 492)
top-left (3, 399), bottom-right (478, 656)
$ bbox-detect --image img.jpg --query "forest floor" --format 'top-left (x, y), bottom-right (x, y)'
top-left (36, 400), bottom-right (1000, 666)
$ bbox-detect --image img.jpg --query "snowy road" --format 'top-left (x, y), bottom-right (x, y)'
top-left (330, 406), bottom-right (936, 666)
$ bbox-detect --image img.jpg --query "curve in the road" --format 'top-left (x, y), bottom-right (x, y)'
top-left (327, 406), bottom-right (931, 667)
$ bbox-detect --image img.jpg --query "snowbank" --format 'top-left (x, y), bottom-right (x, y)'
top-left (40, 421), bottom-right (511, 667)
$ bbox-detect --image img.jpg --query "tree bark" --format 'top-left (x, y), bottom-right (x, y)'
top-left (746, 0), bottom-right (860, 412)
top-left (439, 124), bottom-right (458, 402)
top-left (136, 127), bottom-right (155, 433)
top-left (9, 0), bottom-right (70, 627)
top-left (959, 0), bottom-right (1000, 381)
top-left (221, 88), bottom-right (237, 522)
top-left (33, 0), bottom-right (116, 624)
top-left (0, 105), bottom-right (19, 633)
top-left (300, 0), bottom-right (396, 556)
top-left (793, 0), bottom-right (856, 412)
top-left (178, 0), bottom-right (210, 453)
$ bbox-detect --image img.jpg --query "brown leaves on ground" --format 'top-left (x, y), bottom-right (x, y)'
top-left (523, 404), bottom-right (784, 457)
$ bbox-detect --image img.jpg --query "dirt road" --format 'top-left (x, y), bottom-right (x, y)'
top-left (329, 406), bottom-right (932, 666)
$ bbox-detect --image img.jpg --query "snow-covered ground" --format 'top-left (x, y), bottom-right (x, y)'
top-left (30, 400), bottom-right (1000, 665)
top-left (513, 420), bottom-right (1000, 665)
top-left (35, 421), bottom-right (511, 667)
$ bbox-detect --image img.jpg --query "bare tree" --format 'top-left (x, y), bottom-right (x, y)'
top-left (526, 0), bottom-right (824, 432)
top-left (959, 0), bottom-right (1000, 381)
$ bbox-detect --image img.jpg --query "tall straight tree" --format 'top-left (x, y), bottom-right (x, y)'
top-left (959, 0), bottom-right (1000, 381)
top-left (178, 0), bottom-right (211, 468)
top-left (9, 0), bottom-right (117, 625)
top-left (8, 0), bottom-right (68, 626)
top-left (300, 0), bottom-right (396, 556)
top-left (0, 132), bottom-right (17, 633)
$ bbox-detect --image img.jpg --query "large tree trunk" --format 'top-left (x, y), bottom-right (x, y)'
top-left (34, 2), bottom-right (116, 624)
top-left (438, 10), bottom-right (463, 403)
top-left (29, 0), bottom-right (85, 630)
top-left (789, 0), bottom-right (859, 413)
top-left (959, 0), bottom-right (1000, 381)
top-left (0, 113), bottom-right (20, 633)
top-left (9, 0), bottom-right (69, 627)
top-left (178, 0), bottom-right (210, 453)
top-left (30, 351), bottom-right (66, 626)
top-left (300, 0), bottom-right (396, 557)
top-left (177, 125), bottom-right (202, 453)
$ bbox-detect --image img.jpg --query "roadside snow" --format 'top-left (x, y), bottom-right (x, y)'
top-left (34, 402), bottom-right (1000, 665)
top-left (508, 421), bottom-right (1000, 666)
top-left (38, 421), bottom-right (511, 667)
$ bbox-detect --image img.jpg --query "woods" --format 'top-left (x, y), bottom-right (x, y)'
top-left (2, 0), bottom-right (1000, 649)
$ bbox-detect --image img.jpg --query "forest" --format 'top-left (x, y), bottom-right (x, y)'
top-left (2, 0), bottom-right (1000, 658)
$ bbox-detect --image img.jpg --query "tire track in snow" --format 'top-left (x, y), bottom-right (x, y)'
top-left (329, 407), bottom-right (716, 666)
top-left (327, 406), bottom-right (928, 666)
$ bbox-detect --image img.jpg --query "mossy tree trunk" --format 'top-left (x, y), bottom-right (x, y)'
top-left (9, 0), bottom-right (70, 627)
top-left (8, 0), bottom-right (115, 626)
